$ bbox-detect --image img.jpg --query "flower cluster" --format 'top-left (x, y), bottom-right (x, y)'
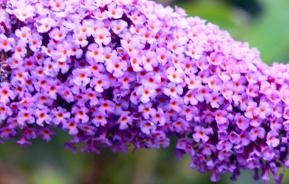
top-left (0, 0), bottom-right (288, 182)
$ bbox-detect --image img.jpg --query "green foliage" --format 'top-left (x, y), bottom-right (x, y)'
top-left (245, 0), bottom-right (289, 64)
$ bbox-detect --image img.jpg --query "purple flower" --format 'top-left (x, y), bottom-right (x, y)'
top-left (1, 0), bottom-right (289, 183)
top-left (193, 126), bottom-right (212, 143)
top-left (249, 127), bottom-right (266, 141)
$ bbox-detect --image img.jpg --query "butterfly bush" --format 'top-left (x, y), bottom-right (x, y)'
top-left (1, 0), bottom-right (289, 182)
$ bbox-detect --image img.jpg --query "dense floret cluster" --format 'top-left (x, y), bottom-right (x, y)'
top-left (1, 0), bottom-right (289, 182)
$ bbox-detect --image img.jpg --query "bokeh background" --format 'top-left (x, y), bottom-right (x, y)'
top-left (1, 0), bottom-right (289, 183)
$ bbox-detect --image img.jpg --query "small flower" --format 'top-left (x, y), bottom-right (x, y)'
top-left (72, 68), bottom-right (92, 87)
top-left (72, 106), bottom-right (89, 123)
top-left (184, 76), bottom-right (201, 90)
top-left (52, 107), bottom-right (71, 125)
top-left (256, 100), bottom-right (271, 119)
top-left (105, 56), bottom-right (127, 77)
top-left (40, 128), bottom-right (54, 141)
top-left (13, 41), bottom-right (27, 58)
top-left (36, 17), bottom-right (57, 33)
top-left (228, 131), bottom-right (240, 144)
top-left (50, 0), bottom-right (66, 12)
top-left (63, 120), bottom-right (78, 135)
top-left (166, 67), bottom-right (184, 83)
top-left (15, 26), bottom-right (31, 43)
top-left (0, 34), bottom-right (14, 52)
top-left (172, 118), bottom-right (189, 133)
top-left (86, 43), bottom-right (104, 63)
top-left (13, 4), bottom-right (35, 22)
top-left (0, 82), bottom-right (15, 103)
top-left (118, 112), bottom-right (132, 130)
top-left (266, 131), bottom-right (280, 148)
top-left (94, 28), bottom-right (111, 46)
top-left (184, 90), bottom-right (198, 105)
top-left (49, 27), bottom-right (68, 41)
top-left (106, 2), bottom-right (123, 19)
top-left (35, 108), bottom-right (51, 126)
top-left (193, 126), bottom-right (211, 143)
top-left (163, 83), bottom-right (183, 98)
top-left (249, 127), bottom-right (266, 141)
top-left (0, 103), bottom-right (12, 121)
top-left (136, 86), bottom-right (156, 103)
top-left (140, 121), bottom-right (156, 135)
top-left (235, 114), bottom-right (249, 131)
top-left (142, 51), bottom-right (158, 71)
top-left (284, 106), bottom-right (289, 120)
top-left (138, 103), bottom-right (155, 119)
top-left (90, 74), bottom-right (110, 93)
top-left (92, 112), bottom-right (107, 127)
top-left (17, 109), bottom-right (35, 126)
top-left (111, 19), bottom-right (128, 35)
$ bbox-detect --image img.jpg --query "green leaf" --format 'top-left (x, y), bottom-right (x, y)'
top-left (245, 0), bottom-right (289, 63)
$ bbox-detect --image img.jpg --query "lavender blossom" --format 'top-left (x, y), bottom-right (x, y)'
top-left (0, 0), bottom-right (288, 182)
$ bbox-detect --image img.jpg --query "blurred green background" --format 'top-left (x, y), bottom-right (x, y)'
top-left (1, 0), bottom-right (289, 184)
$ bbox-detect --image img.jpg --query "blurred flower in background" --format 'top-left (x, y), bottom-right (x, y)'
top-left (1, 0), bottom-right (289, 184)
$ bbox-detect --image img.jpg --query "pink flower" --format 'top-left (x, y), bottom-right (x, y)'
top-left (13, 41), bottom-right (27, 59)
top-left (184, 90), bottom-right (198, 105)
top-left (13, 4), bottom-right (35, 22)
top-left (106, 2), bottom-right (123, 19)
top-left (166, 67), bottom-right (184, 83)
top-left (105, 57), bottom-right (127, 77)
top-left (74, 33), bottom-right (89, 47)
top-left (36, 17), bottom-right (57, 33)
top-left (86, 43), bottom-right (104, 63)
top-left (50, 0), bottom-right (66, 12)
top-left (207, 52), bottom-right (223, 66)
top-left (163, 83), bottom-right (183, 98)
top-left (186, 42), bottom-right (204, 60)
top-left (111, 20), bottom-right (128, 35)
top-left (49, 27), bottom-right (68, 41)
top-left (0, 34), bottom-right (14, 52)
top-left (28, 33), bottom-right (42, 52)
top-left (93, 28), bottom-right (111, 46)
top-left (130, 55), bottom-right (143, 72)
top-left (15, 27), bottom-right (31, 43)
top-left (185, 76), bottom-right (201, 90)
top-left (156, 47), bottom-right (169, 65)
top-left (142, 51), bottom-right (158, 71)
